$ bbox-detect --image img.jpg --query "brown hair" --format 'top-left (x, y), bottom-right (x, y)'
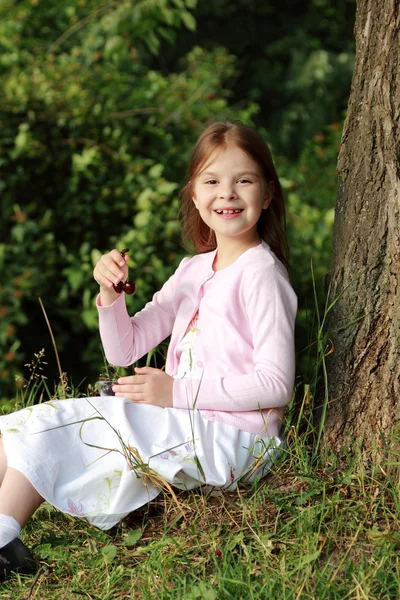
top-left (179, 121), bottom-right (290, 271)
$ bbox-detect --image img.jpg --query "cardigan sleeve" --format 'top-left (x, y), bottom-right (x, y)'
top-left (173, 265), bottom-right (297, 411)
top-left (97, 257), bottom-right (190, 367)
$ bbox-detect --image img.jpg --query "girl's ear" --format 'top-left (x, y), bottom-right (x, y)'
top-left (190, 179), bottom-right (199, 209)
top-left (263, 181), bottom-right (275, 209)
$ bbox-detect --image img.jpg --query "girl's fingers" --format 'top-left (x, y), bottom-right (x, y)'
top-left (112, 384), bottom-right (145, 395)
top-left (94, 265), bottom-right (121, 288)
top-left (128, 399), bottom-right (148, 404)
top-left (104, 265), bottom-right (124, 285)
top-left (102, 255), bottom-right (126, 280)
top-left (95, 255), bottom-right (127, 286)
top-left (114, 393), bottom-right (146, 401)
top-left (116, 376), bottom-right (145, 385)
top-left (110, 248), bottom-right (128, 268)
top-left (93, 249), bottom-right (129, 289)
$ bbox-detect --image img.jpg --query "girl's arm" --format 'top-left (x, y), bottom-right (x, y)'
top-left (97, 257), bottom-right (190, 367)
top-left (172, 266), bottom-right (297, 412)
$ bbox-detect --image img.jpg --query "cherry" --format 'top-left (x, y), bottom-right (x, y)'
top-left (112, 248), bottom-right (137, 295)
top-left (122, 281), bottom-right (136, 295)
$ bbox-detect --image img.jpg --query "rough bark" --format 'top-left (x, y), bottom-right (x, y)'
top-left (323, 0), bottom-right (400, 457)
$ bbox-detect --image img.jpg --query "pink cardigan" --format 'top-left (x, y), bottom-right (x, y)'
top-left (97, 241), bottom-right (297, 436)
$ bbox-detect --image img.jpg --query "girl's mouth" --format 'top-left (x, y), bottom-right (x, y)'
top-left (214, 209), bottom-right (244, 219)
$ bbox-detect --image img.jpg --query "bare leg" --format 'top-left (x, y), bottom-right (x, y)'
top-left (0, 468), bottom-right (43, 527)
top-left (0, 439), bottom-right (6, 486)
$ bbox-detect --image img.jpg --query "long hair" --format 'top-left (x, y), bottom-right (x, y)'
top-left (179, 121), bottom-right (290, 272)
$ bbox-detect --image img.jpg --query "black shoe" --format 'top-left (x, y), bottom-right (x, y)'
top-left (0, 538), bottom-right (37, 580)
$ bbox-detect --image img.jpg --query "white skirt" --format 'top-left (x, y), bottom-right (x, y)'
top-left (0, 397), bottom-right (281, 530)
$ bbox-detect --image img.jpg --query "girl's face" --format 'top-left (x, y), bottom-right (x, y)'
top-left (192, 145), bottom-right (272, 248)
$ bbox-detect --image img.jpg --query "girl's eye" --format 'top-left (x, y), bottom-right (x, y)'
top-left (204, 179), bottom-right (251, 184)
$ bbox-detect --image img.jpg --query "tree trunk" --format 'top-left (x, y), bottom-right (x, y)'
top-left (323, 0), bottom-right (400, 457)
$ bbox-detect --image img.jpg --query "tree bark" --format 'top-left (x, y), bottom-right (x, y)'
top-left (323, 0), bottom-right (400, 457)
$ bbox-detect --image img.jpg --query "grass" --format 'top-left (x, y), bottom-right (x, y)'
top-left (2, 383), bottom-right (400, 599)
top-left (1, 290), bottom-right (399, 599)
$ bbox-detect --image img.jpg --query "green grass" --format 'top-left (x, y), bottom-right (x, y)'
top-left (2, 392), bottom-right (400, 599)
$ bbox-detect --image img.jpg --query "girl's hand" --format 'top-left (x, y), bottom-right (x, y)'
top-left (112, 367), bottom-right (174, 408)
top-left (93, 249), bottom-right (129, 305)
top-left (93, 249), bottom-right (129, 290)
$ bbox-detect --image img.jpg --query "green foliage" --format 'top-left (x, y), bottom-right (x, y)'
top-left (0, 0), bottom-right (352, 399)
top-left (284, 122), bottom-right (342, 373)
top-left (159, 0), bottom-right (355, 156)
top-left (0, 0), bottom-right (257, 397)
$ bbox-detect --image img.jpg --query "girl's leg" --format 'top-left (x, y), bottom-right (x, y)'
top-left (0, 468), bottom-right (43, 527)
top-left (0, 439), bottom-right (6, 485)
top-left (0, 469), bottom-right (41, 576)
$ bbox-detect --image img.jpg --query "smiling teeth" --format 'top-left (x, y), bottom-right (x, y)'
top-left (216, 209), bottom-right (243, 214)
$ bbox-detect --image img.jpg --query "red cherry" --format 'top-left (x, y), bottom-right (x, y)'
top-left (123, 280), bottom-right (137, 295)
top-left (113, 281), bottom-right (124, 293)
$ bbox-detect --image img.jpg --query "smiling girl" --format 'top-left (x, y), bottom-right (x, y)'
top-left (0, 121), bottom-right (297, 579)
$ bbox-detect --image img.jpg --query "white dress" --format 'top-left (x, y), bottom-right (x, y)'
top-left (0, 317), bottom-right (281, 530)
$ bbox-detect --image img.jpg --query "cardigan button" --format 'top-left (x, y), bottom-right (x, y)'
top-left (197, 361), bottom-right (203, 368)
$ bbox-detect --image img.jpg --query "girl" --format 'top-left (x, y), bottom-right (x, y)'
top-left (0, 121), bottom-right (297, 579)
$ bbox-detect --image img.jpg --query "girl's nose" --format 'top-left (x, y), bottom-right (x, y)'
top-left (219, 186), bottom-right (237, 199)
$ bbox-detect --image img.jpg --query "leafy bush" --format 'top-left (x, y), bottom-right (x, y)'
top-left (0, 0), bottom-right (343, 402)
top-left (283, 122), bottom-right (342, 377)
top-left (0, 0), bottom-right (258, 399)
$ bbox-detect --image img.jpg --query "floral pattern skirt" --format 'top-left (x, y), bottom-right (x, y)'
top-left (0, 397), bottom-right (281, 530)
